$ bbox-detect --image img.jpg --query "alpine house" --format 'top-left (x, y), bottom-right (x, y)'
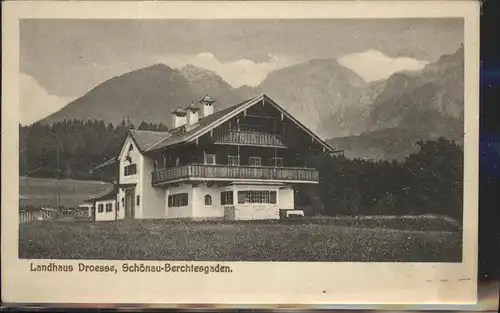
top-left (91, 94), bottom-right (338, 221)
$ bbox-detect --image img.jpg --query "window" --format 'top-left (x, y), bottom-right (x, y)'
top-left (124, 164), bottom-right (137, 176)
top-left (249, 156), bottom-right (262, 166)
top-left (221, 191), bottom-right (234, 205)
top-left (168, 193), bottom-right (188, 207)
top-left (205, 153), bottom-right (216, 165)
top-left (129, 144), bottom-right (134, 151)
top-left (105, 203), bottom-right (113, 212)
top-left (136, 195), bottom-right (140, 206)
top-left (271, 157), bottom-right (283, 167)
top-left (237, 191), bottom-right (277, 204)
top-left (97, 203), bottom-right (104, 213)
top-left (228, 155), bottom-right (240, 166)
top-left (204, 195), bottom-right (212, 205)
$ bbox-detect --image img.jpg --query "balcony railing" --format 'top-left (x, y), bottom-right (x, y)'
top-left (151, 164), bottom-right (319, 185)
top-left (213, 129), bottom-right (287, 148)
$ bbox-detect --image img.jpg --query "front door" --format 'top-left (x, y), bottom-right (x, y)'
top-left (124, 188), bottom-right (136, 219)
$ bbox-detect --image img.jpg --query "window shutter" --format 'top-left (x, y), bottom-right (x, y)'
top-left (270, 191), bottom-right (277, 204)
top-left (238, 191), bottom-right (246, 204)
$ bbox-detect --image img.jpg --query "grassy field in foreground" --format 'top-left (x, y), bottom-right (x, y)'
top-left (19, 219), bottom-right (462, 262)
top-left (19, 177), bottom-right (112, 208)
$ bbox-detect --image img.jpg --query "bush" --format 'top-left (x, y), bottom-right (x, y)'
top-left (307, 137), bottom-right (463, 221)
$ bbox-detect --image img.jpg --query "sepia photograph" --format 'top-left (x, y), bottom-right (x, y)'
top-left (18, 17), bottom-right (465, 262)
top-left (2, 0), bottom-right (479, 306)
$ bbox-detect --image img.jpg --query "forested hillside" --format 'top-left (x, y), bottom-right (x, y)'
top-left (303, 137), bottom-right (463, 221)
top-left (19, 119), bottom-right (168, 180)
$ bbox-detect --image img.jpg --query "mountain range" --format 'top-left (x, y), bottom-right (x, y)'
top-left (329, 43), bottom-right (464, 160)
top-left (39, 44), bottom-right (464, 161)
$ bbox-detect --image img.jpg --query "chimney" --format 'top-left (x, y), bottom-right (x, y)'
top-left (171, 108), bottom-right (187, 129)
top-left (199, 94), bottom-right (215, 117)
top-left (185, 102), bottom-right (200, 126)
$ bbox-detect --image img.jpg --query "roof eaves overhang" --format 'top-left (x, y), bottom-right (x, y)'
top-left (141, 93), bottom-right (335, 154)
top-left (144, 133), bottom-right (174, 152)
top-left (92, 156), bottom-right (118, 172)
top-left (126, 130), bottom-right (149, 154)
top-left (143, 95), bottom-right (263, 154)
top-left (184, 93), bottom-right (336, 153)
top-left (183, 94), bottom-right (264, 144)
top-left (261, 94), bottom-right (336, 153)
top-left (86, 188), bottom-right (118, 202)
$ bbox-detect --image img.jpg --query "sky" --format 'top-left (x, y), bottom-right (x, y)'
top-left (20, 18), bottom-right (463, 125)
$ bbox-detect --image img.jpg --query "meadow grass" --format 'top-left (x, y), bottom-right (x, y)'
top-left (19, 218), bottom-right (462, 262)
top-left (19, 177), bottom-right (112, 208)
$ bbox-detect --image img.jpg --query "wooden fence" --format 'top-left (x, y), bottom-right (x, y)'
top-left (19, 208), bottom-right (55, 223)
top-left (19, 207), bottom-right (90, 224)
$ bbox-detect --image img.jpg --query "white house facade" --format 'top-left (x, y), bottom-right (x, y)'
top-left (90, 94), bottom-right (338, 221)
top-left (84, 186), bottom-right (122, 222)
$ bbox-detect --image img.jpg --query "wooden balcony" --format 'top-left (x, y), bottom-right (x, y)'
top-left (212, 129), bottom-right (287, 148)
top-left (151, 164), bottom-right (319, 186)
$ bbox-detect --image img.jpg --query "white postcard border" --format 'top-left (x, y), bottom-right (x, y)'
top-left (2, 0), bottom-right (479, 306)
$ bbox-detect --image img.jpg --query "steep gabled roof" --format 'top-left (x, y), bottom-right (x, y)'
top-left (92, 156), bottom-right (117, 172)
top-left (84, 185), bottom-right (117, 203)
top-left (128, 129), bottom-right (171, 152)
top-left (121, 94), bottom-right (335, 154)
top-left (146, 95), bottom-right (257, 151)
top-left (260, 95), bottom-right (336, 152)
